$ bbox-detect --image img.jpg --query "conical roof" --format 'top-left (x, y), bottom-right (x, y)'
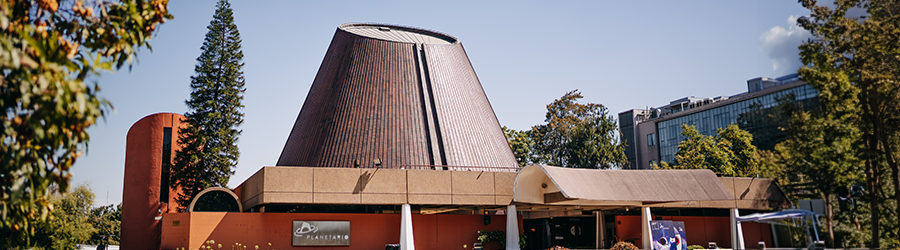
top-left (277, 23), bottom-right (517, 170)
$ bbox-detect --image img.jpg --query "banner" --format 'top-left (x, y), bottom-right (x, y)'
top-left (650, 220), bottom-right (686, 250)
top-left (673, 221), bottom-right (687, 250)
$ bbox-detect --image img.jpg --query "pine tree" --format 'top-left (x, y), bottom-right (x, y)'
top-left (170, 0), bottom-right (246, 210)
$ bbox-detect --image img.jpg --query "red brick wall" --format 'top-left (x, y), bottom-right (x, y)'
top-left (161, 212), bottom-right (524, 250)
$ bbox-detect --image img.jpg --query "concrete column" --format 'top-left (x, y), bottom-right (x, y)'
top-left (770, 223), bottom-right (779, 247)
top-left (506, 205), bottom-right (521, 250)
top-left (641, 206), bottom-right (652, 249)
top-left (595, 210), bottom-right (606, 249)
top-left (401, 204), bottom-right (415, 250)
top-left (730, 208), bottom-right (744, 250)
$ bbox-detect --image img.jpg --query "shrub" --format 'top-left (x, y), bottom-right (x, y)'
top-left (611, 241), bottom-right (639, 250)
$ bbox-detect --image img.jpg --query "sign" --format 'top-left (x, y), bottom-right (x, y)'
top-left (650, 220), bottom-right (686, 250)
top-left (292, 221), bottom-right (350, 246)
top-left (673, 221), bottom-right (687, 250)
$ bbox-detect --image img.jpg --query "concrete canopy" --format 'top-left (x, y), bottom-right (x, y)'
top-left (513, 165), bottom-right (735, 207)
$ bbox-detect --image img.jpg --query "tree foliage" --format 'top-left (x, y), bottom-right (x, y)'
top-left (0, 0), bottom-right (171, 241)
top-left (754, 149), bottom-right (785, 182)
top-left (3, 184), bottom-right (98, 249)
top-left (3, 184), bottom-right (121, 249)
top-left (35, 184), bottom-right (97, 249)
top-left (776, 103), bottom-right (862, 247)
top-left (503, 126), bottom-right (534, 167)
top-left (171, 0), bottom-right (245, 210)
top-left (796, 0), bottom-right (900, 246)
top-left (655, 124), bottom-right (759, 177)
top-left (530, 90), bottom-right (628, 169)
top-left (88, 203), bottom-right (120, 246)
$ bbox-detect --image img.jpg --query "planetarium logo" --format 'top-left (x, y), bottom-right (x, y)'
top-left (291, 221), bottom-right (350, 246)
top-left (293, 221), bottom-right (319, 236)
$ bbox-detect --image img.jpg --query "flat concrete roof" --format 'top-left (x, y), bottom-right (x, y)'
top-left (235, 165), bottom-right (790, 214)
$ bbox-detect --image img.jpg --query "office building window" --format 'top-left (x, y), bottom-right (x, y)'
top-left (647, 133), bottom-right (655, 147)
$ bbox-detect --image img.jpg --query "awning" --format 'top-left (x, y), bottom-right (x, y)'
top-left (736, 209), bottom-right (816, 223)
top-left (513, 165), bottom-right (734, 206)
top-left (736, 209), bottom-right (822, 243)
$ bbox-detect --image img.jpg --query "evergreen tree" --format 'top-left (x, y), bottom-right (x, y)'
top-left (171, 0), bottom-right (246, 210)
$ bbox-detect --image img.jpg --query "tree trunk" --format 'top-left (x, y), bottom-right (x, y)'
top-left (853, 211), bottom-right (862, 248)
top-left (824, 194), bottom-right (835, 248)
top-left (864, 157), bottom-right (880, 249)
top-left (880, 136), bottom-right (900, 243)
top-left (862, 88), bottom-right (881, 249)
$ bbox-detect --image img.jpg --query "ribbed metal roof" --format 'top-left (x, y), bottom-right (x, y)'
top-left (339, 23), bottom-right (457, 45)
top-left (277, 23), bottom-right (517, 170)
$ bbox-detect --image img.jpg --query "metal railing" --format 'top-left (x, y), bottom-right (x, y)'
top-left (283, 164), bottom-right (522, 172)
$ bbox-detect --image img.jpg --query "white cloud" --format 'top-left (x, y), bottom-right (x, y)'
top-left (759, 15), bottom-right (812, 76)
top-left (759, 1), bottom-right (869, 76)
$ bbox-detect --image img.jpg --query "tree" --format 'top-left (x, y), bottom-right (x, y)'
top-left (797, 0), bottom-right (900, 246)
top-left (39, 184), bottom-right (97, 249)
top-left (531, 90), bottom-right (628, 169)
top-left (717, 124), bottom-right (759, 177)
top-left (655, 124), bottom-right (760, 177)
top-left (755, 149), bottom-right (785, 182)
top-left (88, 203), bottom-right (121, 246)
top-left (1, 184), bottom-right (99, 249)
top-left (503, 126), bottom-right (534, 167)
top-left (664, 125), bottom-right (719, 171)
top-left (171, 0), bottom-right (246, 210)
top-left (0, 0), bottom-right (171, 241)
top-left (776, 108), bottom-right (862, 247)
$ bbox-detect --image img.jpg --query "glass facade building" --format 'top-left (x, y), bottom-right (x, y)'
top-left (656, 83), bottom-right (818, 164)
top-left (618, 73), bottom-right (820, 169)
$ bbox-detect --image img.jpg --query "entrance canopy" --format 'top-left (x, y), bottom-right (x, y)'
top-left (736, 209), bottom-right (816, 223)
top-left (513, 165), bottom-right (734, 206)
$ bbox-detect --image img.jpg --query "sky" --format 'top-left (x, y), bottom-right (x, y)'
top-left (74, 0), bottom-right (814, 206)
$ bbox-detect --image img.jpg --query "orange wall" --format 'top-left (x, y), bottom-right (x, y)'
top-left (161, 212), bottom-right (524, 250)
top-left (615, 215), bottom-right (643, 247)
top-left (122, 113), bottom-right (186, 250)
top-left (615, 215), bottom-right (772, 249)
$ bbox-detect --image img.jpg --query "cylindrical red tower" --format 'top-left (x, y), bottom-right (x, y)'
top-left (121, 113), bottom-right (185, 250)
top-left (277, 23), bottom-right (517, 169)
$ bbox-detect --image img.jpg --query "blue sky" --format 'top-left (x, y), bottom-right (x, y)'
top-left (74, 0), bottom-right (813, 206)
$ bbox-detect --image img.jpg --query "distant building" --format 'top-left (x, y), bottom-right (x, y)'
top-left (619, 73), bottom-right (818, 170)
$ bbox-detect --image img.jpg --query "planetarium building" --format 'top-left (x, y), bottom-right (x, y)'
top-left (121, 23), bottom-right (791, 250)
